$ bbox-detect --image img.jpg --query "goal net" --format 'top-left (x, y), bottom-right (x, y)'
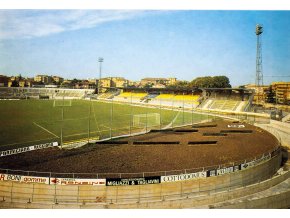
top-left (133, 113), bottom-right (160, 128)
top-left (53, 99), bottom-right (72, 107)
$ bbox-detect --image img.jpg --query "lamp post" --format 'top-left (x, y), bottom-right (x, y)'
top-left (98, 57), bottom-right (104, 94)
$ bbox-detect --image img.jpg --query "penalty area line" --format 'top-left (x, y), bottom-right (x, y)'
top-left (33, 122), bottom-right (59, 138)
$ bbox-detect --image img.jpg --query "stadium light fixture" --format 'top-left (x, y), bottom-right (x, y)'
top-left (98, 57), bottom-right (104, 94)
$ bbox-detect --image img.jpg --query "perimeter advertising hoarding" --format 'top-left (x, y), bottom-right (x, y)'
top-left (227, 124), bottom-right (245, 128)
top-left (207, 169), bottom-right (217, 177)
top-left (208, 154), bottom-right (271, 177)
top-left (0, 174), bottom-right (49, 184)
top-left (0, 174), bottom-right (105, 185)
top-left (0, 153), bottom-right (273, 186)
top-left (0, 142), bottom-right (58, 157)
top-left (216, 165), bottom-right (240, 176)
top-left (50, 178), bottom-right (106, 185)
top-left (241, 154), bottom-right (271, 170)
top-left (106, 176), bottom-right (160, 186)
top-left (161, 171), bottom-right (206, 183)
top-left (169, 154), bottom-right (271, 178)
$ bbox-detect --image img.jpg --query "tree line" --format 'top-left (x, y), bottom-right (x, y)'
top-left (167, 76), bottom-right (231, 89)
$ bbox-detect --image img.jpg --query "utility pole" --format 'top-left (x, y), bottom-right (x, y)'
top-left (98, 57), bottom-right (104, 94)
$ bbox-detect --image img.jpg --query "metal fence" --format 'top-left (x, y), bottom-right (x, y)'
top-left (0, 145), bottom-right (281, 179)
top-left (55, 96), bottom-right (271, 148)
top-left (0, 155), bottom-right (287, 207)
top-left (0, 90), bottom-right (271, 150)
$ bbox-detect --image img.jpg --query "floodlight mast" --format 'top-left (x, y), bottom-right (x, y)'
top-left (98, 57), bottom-right (104, 94)
top-left (255, 24), bottom-right (263, 104)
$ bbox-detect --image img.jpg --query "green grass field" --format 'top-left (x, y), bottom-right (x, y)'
top-left (0, 99), bottom-right (210, 150)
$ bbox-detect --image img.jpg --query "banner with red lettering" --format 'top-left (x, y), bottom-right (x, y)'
top-left (21, 175), bottom-right (50, 184)
top-left (0, 174), bottom-right (49, 184)
top-left (0, 174), bottom-right (105, 185)
top-left (49, 177), bottom-right (106, 186)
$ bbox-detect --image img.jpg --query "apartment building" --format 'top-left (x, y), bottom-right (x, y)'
top-left (271, 82), bottom-right (290, 105)
top-left (140, 77), bottom-right (177, 87)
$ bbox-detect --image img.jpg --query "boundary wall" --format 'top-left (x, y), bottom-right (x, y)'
top-left (0, 150), bottom-right (283, 208)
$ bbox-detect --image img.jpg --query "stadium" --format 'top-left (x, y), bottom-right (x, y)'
top-left (0, 87), bottom-right (289, 209)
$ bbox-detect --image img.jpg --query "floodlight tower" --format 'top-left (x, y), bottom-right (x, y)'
top-left (98, 57), bottom-right (104, 94)
top-left (255, 24), bottom-right (263, 103)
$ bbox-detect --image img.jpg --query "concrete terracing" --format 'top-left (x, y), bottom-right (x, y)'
top-left (0, 152), bottom-right (287, 209)
top-left (255, 120), bottom-right (290, 148)
top-left (212, 176), bottom-right (290, 209)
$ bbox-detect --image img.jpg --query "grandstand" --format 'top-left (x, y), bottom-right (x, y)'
top-left (149, 93), bottom-right (200, 108)
top-left (0, 87), bottom-right (27, 99)
top-left (0, 87), bottom-right (95, 100)
top-left (95, 87), bottom-right (253, 112)
top-left (142, 93), bottom-right (159, 103)
top-left (97, 90), bottom-right (120, 100)
top-left (155, 93), bottom-right (175, 100)
top-left (209, 99), bottom-right (240, 111)
top-left (173, 94), bottom-right (200, 107)
top-left (108, 89), bottom-right (202, 109)
top-left (148, 93), bottom-right (174, 106)
top-left (113, 91), bottom-right (148, 103)
top-left (201, 99), bottom-right (249, 112)
top-left (199, 88), bottom-right (253, 112)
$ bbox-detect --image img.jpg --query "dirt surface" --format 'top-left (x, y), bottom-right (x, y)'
top-left (0, 120), bottom-right (279, 177)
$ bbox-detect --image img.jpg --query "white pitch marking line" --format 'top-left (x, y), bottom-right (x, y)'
top-left (162, 111), bottom-right (180, 129)
top-left (64, 130), bottom-right (104, 138)
top-left (99, 124), bottom-right (111, 129)
top-left (33, 122), bottom-right (59, 138)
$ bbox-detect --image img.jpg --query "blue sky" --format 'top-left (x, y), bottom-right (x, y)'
top-left (0, 10), bottom-right (289, 86)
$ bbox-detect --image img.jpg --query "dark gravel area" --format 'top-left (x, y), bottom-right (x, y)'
top-left (0, 120), bottom-right (279, 175)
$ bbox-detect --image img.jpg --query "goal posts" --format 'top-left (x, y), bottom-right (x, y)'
top-left (53, 99), bottom-right (72, 107)
top-left (133, 113), bottom-right (160, 128)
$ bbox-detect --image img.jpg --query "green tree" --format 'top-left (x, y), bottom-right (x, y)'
top-left (144, 83), bottom-right (153, 89)
top-left (190, 76), bottom-right (231, 88)
top-left (190, 76), bottom-right (212, 88)
top-left (212, 76), bottom-right (231, 88)
top-left (71, 78), bottom-right (80, 85)
top-left (167, 80), bottom-right (189, 89)
top-left (11, 80), bottom-right (19, 87)
top-left (127, 84), bottom-right (136, 88)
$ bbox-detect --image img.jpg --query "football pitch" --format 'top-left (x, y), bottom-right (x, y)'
top-left (0, 99), bottom-right (210, 150)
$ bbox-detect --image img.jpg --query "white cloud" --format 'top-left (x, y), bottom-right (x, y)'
top-left (0, 10), bottom-right (145, 40)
